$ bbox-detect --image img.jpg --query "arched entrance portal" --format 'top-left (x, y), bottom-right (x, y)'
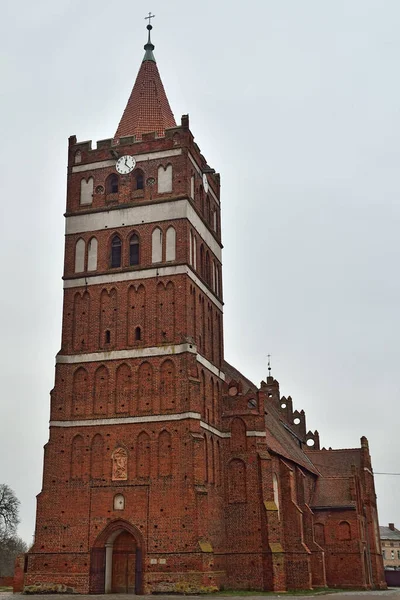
top-left (90, 520), bottom-right (144, 594)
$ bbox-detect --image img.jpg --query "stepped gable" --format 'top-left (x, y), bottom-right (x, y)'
top-left (264, 401), bottom-right (320, 475)
top-left (114, 25), bottom-right (176, 142)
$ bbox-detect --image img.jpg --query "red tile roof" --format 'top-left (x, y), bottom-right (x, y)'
top-left (114, 58), bottom-right (176, 142)
top-left (305, 448), bottom-right (361, 477)
top-left (310, 477), bottom-right (355, 508)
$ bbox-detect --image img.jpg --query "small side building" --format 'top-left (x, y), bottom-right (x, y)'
top-left (380, 524), bottom-right (400, 569)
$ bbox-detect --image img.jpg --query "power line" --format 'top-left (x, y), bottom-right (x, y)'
top-left (374, 472), bottom-right (400, 476)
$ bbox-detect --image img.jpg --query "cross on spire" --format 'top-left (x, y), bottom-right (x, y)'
top-left (145, 12), bottom-right (155, 26)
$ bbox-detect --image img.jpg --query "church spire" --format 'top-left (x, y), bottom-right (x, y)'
top-left (143, 13), bottom-right (156, 63)
top-left (114, 16), bottom-right (176, 142)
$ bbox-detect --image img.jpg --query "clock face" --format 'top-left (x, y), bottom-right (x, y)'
top-left (202, 173), bottom-right (209, 193)
top-left (116, 155), bottom-right (136, 175)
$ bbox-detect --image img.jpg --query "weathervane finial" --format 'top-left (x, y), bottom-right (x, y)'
top-left (267, 354), bottom-right (272, 378)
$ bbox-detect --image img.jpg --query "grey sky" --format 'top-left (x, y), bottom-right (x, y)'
top-left (1, 0), bottom-right (399, 544)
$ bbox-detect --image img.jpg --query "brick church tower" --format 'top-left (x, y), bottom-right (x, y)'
top-left (25, 22), bottom-right (225, 594)
top-left (22, 21), bottom-right (386, 595)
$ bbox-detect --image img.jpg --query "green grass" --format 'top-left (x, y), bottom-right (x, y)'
top-left (0, 587), bottom-right (12, 592)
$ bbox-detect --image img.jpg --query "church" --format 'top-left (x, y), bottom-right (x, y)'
top-left (18, 21), bottom-right (385, 593)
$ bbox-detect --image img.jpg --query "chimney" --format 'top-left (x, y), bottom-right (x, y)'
top-left (389, 523), bottom-right (395, 531)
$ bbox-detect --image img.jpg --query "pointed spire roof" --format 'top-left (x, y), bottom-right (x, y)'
top-left (114, 22), bottom-right (176, 142)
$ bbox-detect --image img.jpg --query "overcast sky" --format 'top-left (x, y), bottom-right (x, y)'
top-left (1, 0), bottom-right (400, 545)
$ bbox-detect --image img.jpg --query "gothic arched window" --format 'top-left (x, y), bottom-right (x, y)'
top-left (111, 234), bottom-right (122, 268)
top-left (134, 169), bottom-right (144, 190)
top-left (106, 173), bottom-right (119, 194)
top-left (129, 234), bottom-right (140, 266)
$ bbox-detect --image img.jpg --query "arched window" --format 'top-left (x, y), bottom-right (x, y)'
top-left (199, 185), bottom-right (204, 214)
top-left (74, 150), bottom-right (82, 164)
top-left (80, 177), bottom-right (93, 205)
top-left (87, 237), bottom-right (98, 271)
top-left (200, 245), bottom-right (205, 279)
top-left (205, 251), bottom-right (210, 285)
top-left (129, 234), bottom-right (140, 266)
top-left (190, 174), bottom-right (195, 199)
top-left (152, 228), bottom-right (162, 263)
top-left (206, 196), bottom-right (211, 223)
top-left (106, 173), bottom-right (119, 194)
top-left (134, 169), bottom-right (144, 190)
top-left (273, 473), bottom-right (280, 519)
top-left (75, 239), bottom-right (85, 273)
top-left (338, 521), bottom-right (351, 541)
top-left (158, 164), bottom-right (172, 193)
top-left (111, 234), bottom-right (122, 268)
top-left (135, 326), bottom-right (141, 341)
top-left (166, 227), bottom-right (176, 261)
top-left (114, 494), bottom-right (125, 510)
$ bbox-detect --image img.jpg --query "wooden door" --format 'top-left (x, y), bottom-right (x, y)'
top-left (111, 531), bottom-right (137, 593)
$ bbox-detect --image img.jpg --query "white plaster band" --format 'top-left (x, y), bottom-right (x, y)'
top-left (56, 342), bottom-right (195, 364)
top-left (50, 411), bottom-right (201, 428)
top-left (188, 153), bottom-right (219, 206)
top-left (72, 149), bottom-right (182, 174)
top-left (63, 264), bottom-right (224, 312)
top-left (56, 346), bottom-right (225, 381)
top-left (65, 199), bottom-right (221, 260)
top-left (197, 353), bottom-right (226, 380)
top-left (200, 422), bottom-right (230, 438)
top-left (246, 431), bottom-right (267, 437)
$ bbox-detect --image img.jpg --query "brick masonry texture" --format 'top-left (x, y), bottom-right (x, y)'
top-left (19, 34), bottom-right (386, 595)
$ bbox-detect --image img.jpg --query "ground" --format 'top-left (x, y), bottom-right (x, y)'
top-left (0, 591), bottom-right (398, 600)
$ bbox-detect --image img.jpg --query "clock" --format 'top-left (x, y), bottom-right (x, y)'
top-left (116, 155), bottom-right (136, 175)
top-left (202, 173), bottom-right (209, 193)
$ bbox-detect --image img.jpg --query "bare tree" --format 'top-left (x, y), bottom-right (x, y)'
top-left (0, 485), bottom-right (20, 537)
top-left (0, 535), bottom-right (27, 577)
